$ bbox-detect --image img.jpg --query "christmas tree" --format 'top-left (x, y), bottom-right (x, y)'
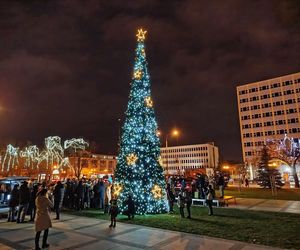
top-left (114, 29), bottom-right (166, 214)
top-left (256, 145), bottom-right (284, 188)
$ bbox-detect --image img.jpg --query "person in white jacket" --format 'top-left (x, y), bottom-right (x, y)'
top-left (35, 188), bottom-right (53, 250)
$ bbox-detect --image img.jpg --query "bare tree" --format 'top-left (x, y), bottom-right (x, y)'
top-left (267, 135), bottom-right (300, 188)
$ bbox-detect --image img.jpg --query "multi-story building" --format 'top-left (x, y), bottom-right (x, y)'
top-left (160, 143), bottom-right (219, 176)
top-left (237, 72), bottom-right (300, 179)
top-left (68, 154), bottom-right (117, 178)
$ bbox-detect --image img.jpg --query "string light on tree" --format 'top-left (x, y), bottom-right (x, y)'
top-left (114, 28), bottom-right (166, 214)
top-left (141, 48), bottom-right (146, 57)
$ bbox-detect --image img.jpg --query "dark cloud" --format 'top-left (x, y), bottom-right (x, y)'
top-left (0, 0), bottom-right (300, 160)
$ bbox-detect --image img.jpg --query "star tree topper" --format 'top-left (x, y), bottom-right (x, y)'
top-left (136, 28), bottom-right (147, 42)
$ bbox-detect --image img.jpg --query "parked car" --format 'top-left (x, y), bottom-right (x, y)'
top-left (0, 176), bottom-right (32, 214)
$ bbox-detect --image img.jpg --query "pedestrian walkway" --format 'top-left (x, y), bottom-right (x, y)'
top-left (228, 198), bottom-right (300, 214)
top-left (0, 214), bottom-right (279, 250)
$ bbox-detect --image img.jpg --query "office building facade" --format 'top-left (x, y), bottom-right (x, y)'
top-left (237, 72), bottom-right (300, 179)
top-left (160, 143), bottom-right (219, 176)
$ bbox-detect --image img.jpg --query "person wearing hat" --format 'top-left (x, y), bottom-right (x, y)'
top-left (17, 181), bottom-right (30, 223)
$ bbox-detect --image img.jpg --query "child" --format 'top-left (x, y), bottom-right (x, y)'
top-left (177, 192), bottom-right (185, 218)
top-left (109, 196), bottom-right (119, 227)
top-left (205, 184), bottom-right (215, 216)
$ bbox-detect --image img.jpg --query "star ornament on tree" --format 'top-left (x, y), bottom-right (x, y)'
top-left (157, 156), bottom-right (163, 166)
top-left (152, 184), bottom-right (162, 199)
top-left (145, 96), bottom-right (153, 108)
top-left (113, 183), bottom-right (122, 196)
top-left (127, 153), bottom-right (138, 166)
top-left (134, 69), bottom-right (143, 80)
top-left (136, 28), bottom-right (147, 42)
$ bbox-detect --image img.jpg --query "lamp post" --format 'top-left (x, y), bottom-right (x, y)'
top-left (158, 129), bottom-right (180, 176)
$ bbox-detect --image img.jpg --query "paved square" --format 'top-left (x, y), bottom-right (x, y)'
top-left (0, 214), bottom-right (280, 250)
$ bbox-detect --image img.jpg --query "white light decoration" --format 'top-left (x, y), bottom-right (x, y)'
top-left (20, 145), bottom-right (39, 169)
top-left (64, 138), bottom-right (89, 151)
top-left (1, 144), bottom-right (19, 172)
top-left (266, 134), bottom-right (300, 188)
top-left (36, 136), bottom-right (64, 170)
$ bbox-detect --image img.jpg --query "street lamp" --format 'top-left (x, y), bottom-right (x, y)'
top-left (158, 129), bottom-right (180, 176)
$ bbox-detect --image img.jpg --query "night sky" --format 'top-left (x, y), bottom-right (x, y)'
top-left (0, 1), bottom-right (300, 161)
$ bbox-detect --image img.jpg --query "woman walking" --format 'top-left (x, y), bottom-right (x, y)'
top-left (35, 188), bottom-right (53, 250)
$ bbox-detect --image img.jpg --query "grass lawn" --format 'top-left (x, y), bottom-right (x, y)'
top-left (65, 206), bottom-right (300, 249)
top-left (225, 186), bottom-right (300, 201)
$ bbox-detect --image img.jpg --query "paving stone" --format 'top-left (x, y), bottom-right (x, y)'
top-left (79, 239), bottom-right (143, 250)
top-left (52, 217), bottom-right (103, 230)
top-left (20, 230), bottom-right (96, 250)
top-left (73, 222), bottom-right (137, 238)
top-left (111, 228), bottom-right (179, 247)
top-left (159, 235), bottom-right (235, 250)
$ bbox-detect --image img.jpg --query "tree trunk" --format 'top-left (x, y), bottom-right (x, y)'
top-left (76, 156), bottom-right (81, 179)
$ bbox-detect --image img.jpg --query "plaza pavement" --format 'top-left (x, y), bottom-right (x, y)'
top-left (0, 213), bottom-right (279, 250)
top-left (228, 198), bottom-right (300, 214)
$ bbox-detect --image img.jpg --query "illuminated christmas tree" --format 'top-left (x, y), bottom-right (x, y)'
top-left (114, 29), bottom-right (166, 214)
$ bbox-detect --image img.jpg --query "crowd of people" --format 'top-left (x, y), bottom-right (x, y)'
top-left (3, 173), bottom-right (228, 223)
top-left (1, 173), bottom-right (230, 249)
top-left (165, 173), bottom-right (223, 218)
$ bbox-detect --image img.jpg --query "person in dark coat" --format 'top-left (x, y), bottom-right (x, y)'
top-left (109, 196), bottom-right (118, 227)
top-left (197, 174), bottom-right (206, 199)
top-left (29, 184), bottom-right (39, 222)
top-left (53, 181), bottom-right (64, 219)
top-left (75, 180), bottom-right (84, 211)
top-left (17, 181), bottom-right (30, 223)
top-left (7, 184), bottom-right (19, 222)
top-left (217, 173), bottom-right (225, 198)
top-left (63, 179), bottom-right (72, 208)
top-left (166, 184), bottom-right (175, 213)
top-left (177, 192), bottom-right (185, 218)
top-left (185, 189), bottom-right (193, 219)
top-left (124, 195), bottom-right (135, 219)
top-left (99, 180), bottom-right (105, 210)
top-left (92, 180), bottom-right (100, 209)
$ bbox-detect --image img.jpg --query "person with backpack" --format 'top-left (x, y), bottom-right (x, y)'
top-left (205, 184), bottom-right (215, 216)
